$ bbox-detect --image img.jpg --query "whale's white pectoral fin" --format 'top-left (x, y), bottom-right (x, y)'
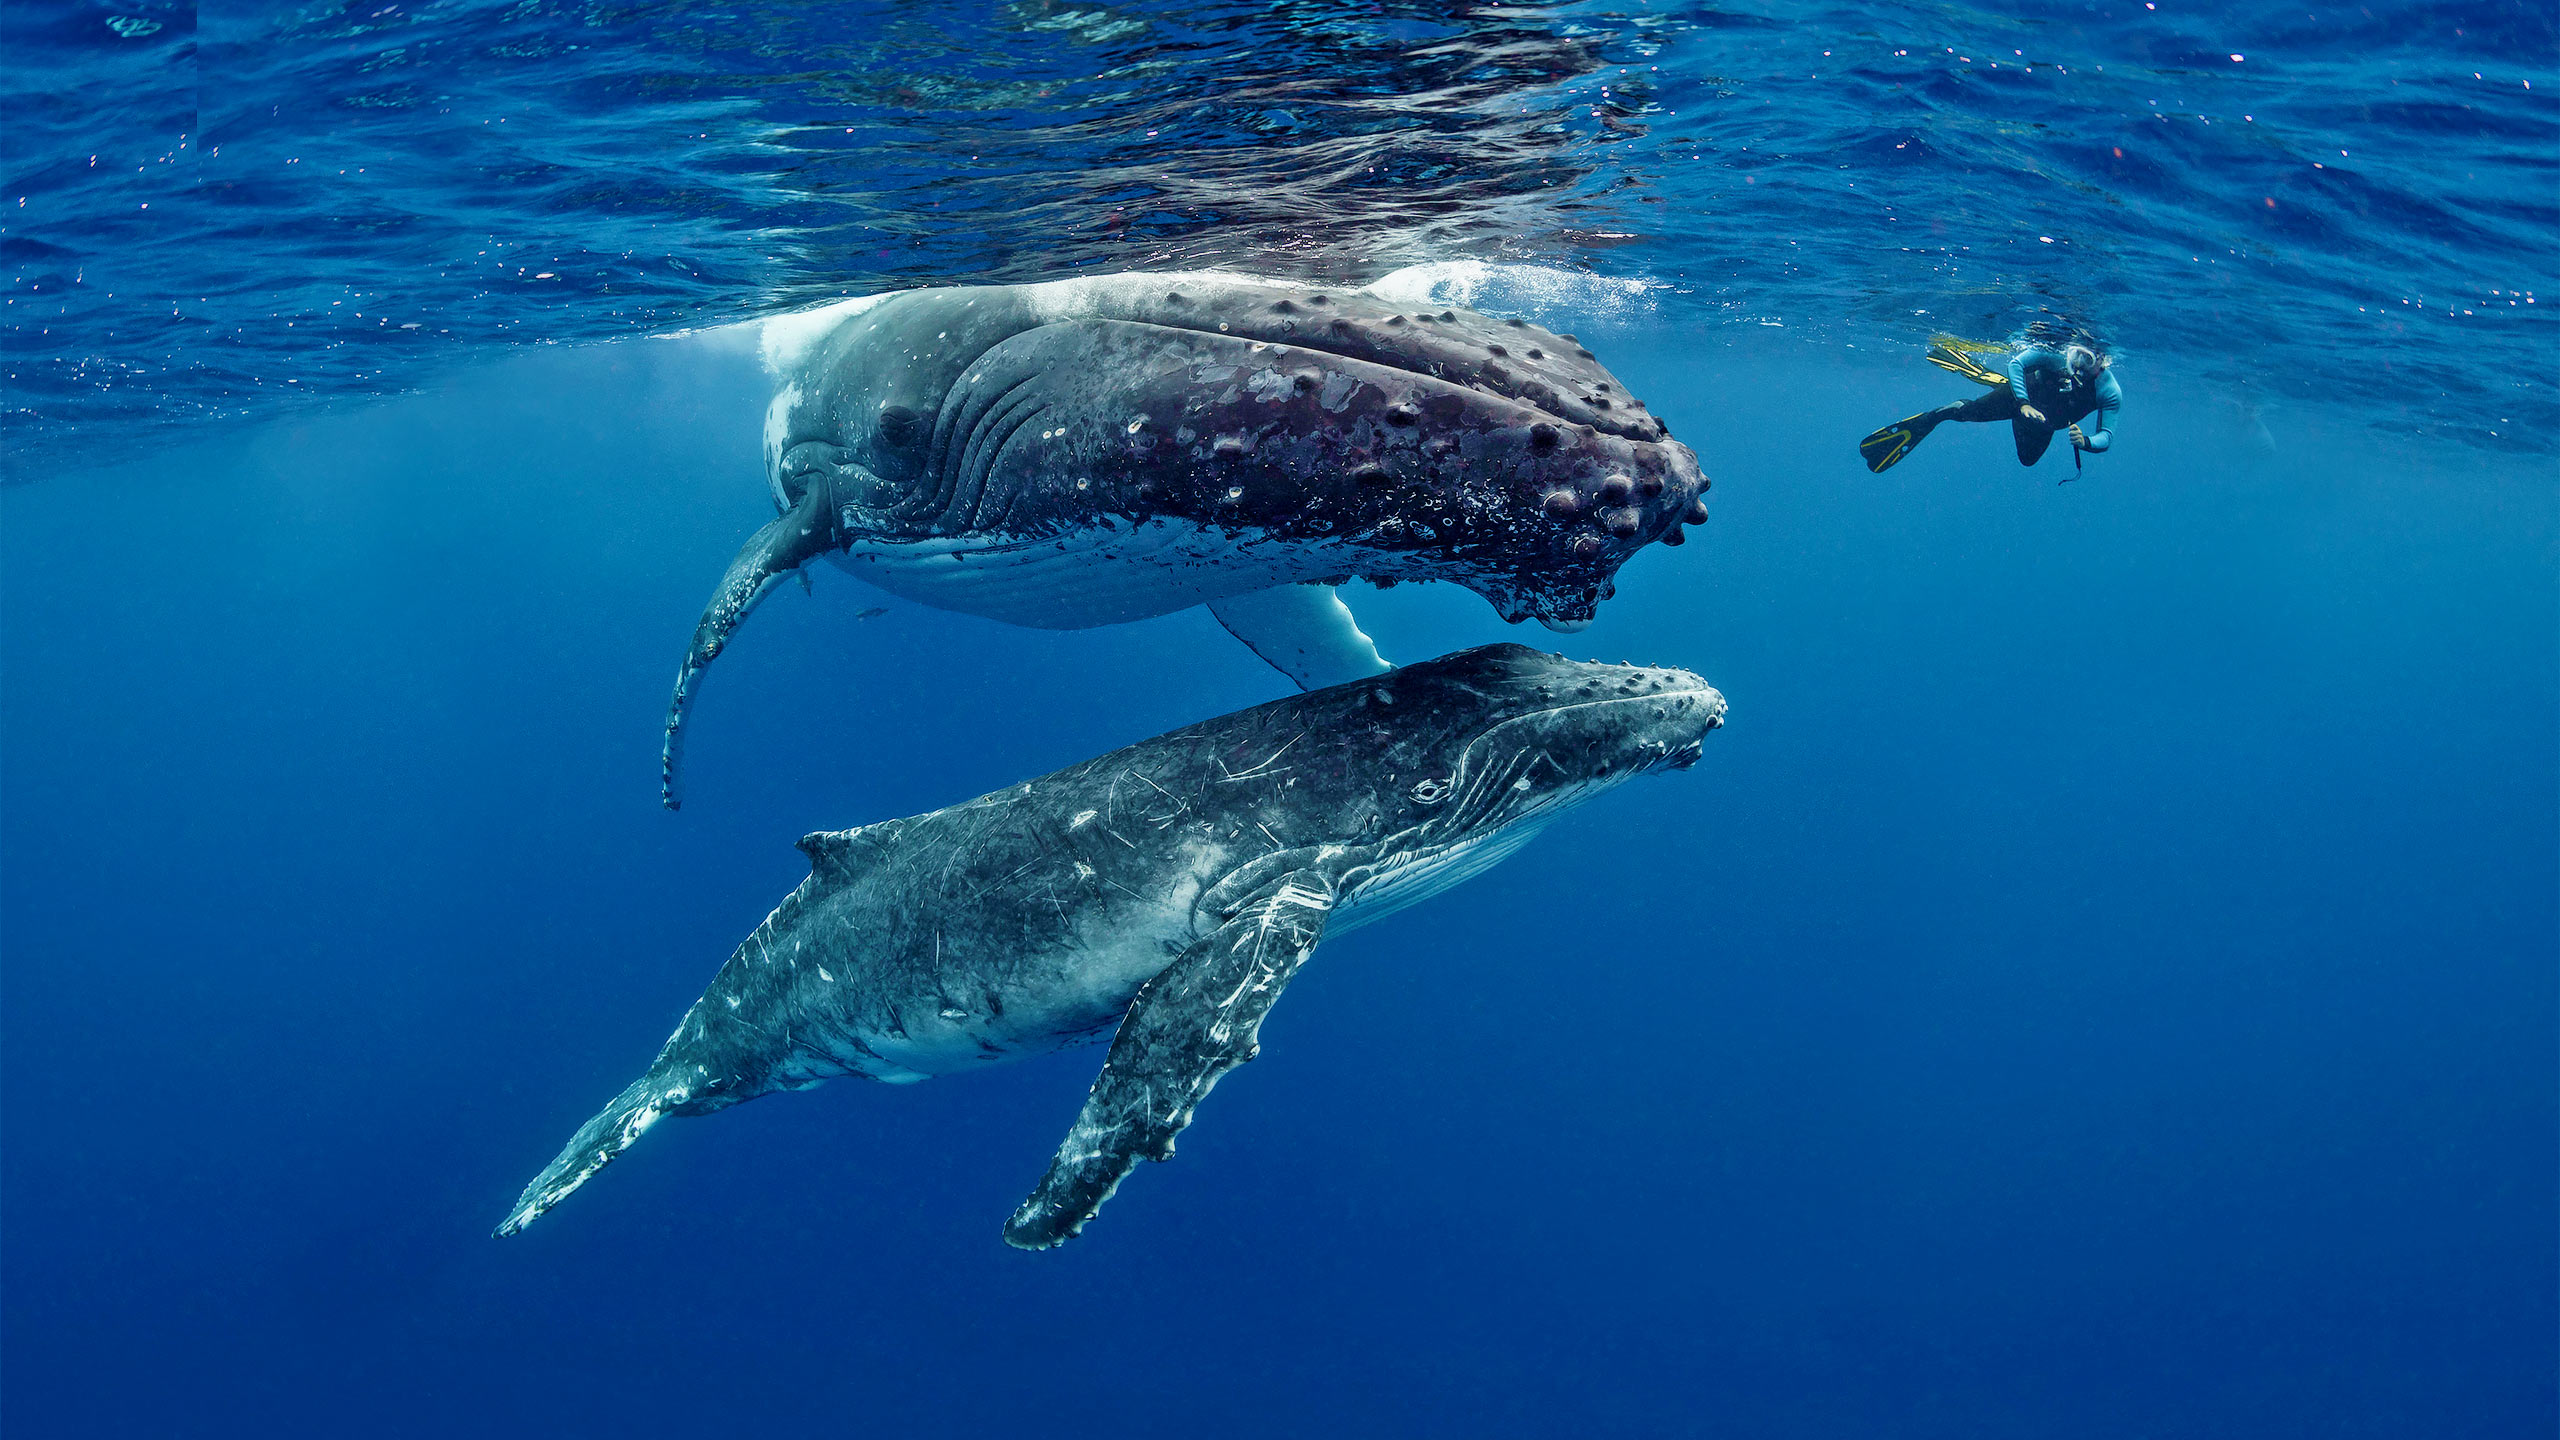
top-left (1208, 584), bottom-right (1393, 692)
top-left (661, 482), bottom-right (838, 811)
top-left (1004, 870), bottom-right (1336, 1250)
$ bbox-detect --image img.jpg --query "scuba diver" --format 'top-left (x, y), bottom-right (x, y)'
top-left (1860, 340), bottom-right (2121, 475)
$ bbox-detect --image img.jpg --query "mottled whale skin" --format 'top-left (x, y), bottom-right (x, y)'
top-left (661, 271), bottom-right (1713, 805)
top-left (503, 644), bottom-right (1726, 1249)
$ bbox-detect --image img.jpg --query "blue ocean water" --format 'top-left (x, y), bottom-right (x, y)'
top-left (3, 3), bottom-right (2554, 1438)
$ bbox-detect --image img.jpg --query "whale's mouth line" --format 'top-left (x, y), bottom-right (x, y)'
top-left (1497, 685), bottom-right (1726, 735)
top-left (1419, 682), bottom-right (1725, 837)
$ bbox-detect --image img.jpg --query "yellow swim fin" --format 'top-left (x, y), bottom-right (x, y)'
top-left (1924, 343), bottom-right (2008, 388)
top-left (1859, 415), bottom-right (1931, 473)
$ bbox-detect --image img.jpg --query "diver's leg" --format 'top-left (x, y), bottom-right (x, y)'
top-left (1948, 390), bottom-right (2020, 424)
top-left (1861, 390), bottom-right (2015, 472)
top-left (2012, 420), bottom-right (2055, 465)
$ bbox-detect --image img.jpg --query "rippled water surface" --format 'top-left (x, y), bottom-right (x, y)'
top-left (6, 0), bottom-right (2553, 464)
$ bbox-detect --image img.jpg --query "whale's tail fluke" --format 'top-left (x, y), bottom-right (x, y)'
top-left (493, 1073), bottom-right (684, 1237)
top-left (662, 481), bottom-right (840, 810)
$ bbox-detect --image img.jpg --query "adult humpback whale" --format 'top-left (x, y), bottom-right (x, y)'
top-left (502, 644), bottom-right (1726, 1249)
top-left (661, 271), bottom-right (1712, 806)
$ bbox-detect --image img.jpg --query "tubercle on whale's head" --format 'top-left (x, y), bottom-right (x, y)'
top-left (1103, 385), bottom-right (1711, 612)
top-left (1335, 643), bottom-right (1727, 832)
top-left (1393, 428), bottom-right (1707, 631)
top-left (1100, 284), bottom-right (1713, 615)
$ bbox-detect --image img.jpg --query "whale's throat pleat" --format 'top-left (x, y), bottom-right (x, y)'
top-left (1333, 821), bottom-right (1549, 936)
top-left (830, 521), bottom-right (1374, 631)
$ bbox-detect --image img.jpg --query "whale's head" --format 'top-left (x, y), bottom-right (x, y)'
top-left (764, 276), bottom-right (1710, 629)
top-left (1347, 642), bottom-right (1724, 848)
top-left (1304, 644), bottom-right (1721, 929)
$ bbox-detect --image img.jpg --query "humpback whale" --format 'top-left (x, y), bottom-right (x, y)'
top-left (661, 272), bottom-right (1712, 806)
top-left (502, 644), bottom-right (1726, 1249)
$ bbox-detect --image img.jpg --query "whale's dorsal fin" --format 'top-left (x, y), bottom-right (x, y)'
top-left (1004, 868), bottom-right (1337, 1250)
top-left (796, 821), bottom-right (903, 882)
top-left (1208, 583), bottom-right (1392, 692)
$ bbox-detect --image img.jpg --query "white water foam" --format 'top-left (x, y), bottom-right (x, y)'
top-left (758, 291), bottom-right (900, 374)
top-left (1365, 261), bottom-right (1657, 326)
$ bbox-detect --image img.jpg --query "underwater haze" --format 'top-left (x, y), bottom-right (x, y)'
top-left (4, 2), bottom-right (2555, 1437)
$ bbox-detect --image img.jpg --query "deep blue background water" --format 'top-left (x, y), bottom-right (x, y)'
top-left (4, 0), bottom-right (2557, 1435)
top-left (4, 326), bottom-right (2552, 1435)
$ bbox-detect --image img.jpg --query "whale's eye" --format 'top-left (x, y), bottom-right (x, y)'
top-left (1410, 777), bottom-right (1453, 805)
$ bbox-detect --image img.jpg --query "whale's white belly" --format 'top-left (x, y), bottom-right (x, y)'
top-left (828, 518), bottom-right (1378, 630)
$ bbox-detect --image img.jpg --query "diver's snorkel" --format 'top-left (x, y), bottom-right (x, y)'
top-left (2061, 344), bottom-right (2101, 478)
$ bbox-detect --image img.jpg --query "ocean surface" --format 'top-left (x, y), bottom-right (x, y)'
top-left (3, 2), bottom-right (2554, 1437)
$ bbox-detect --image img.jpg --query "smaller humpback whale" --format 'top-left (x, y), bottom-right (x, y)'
top-left (661, 272), bottom-right (1713, 806)
top-left (500, 644), bottom-right (1726, 1249)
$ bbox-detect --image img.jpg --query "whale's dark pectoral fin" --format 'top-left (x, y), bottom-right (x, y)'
top-left (1004, 870), bottom-right (1337, 1250)
top-left (1208, 584), bottom-right (1392, 692)
top-left (661, 483), bottom-right (838, 810)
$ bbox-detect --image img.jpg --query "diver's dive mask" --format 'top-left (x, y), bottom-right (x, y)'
top-left (2062, 343), bottom-right (2101, 392)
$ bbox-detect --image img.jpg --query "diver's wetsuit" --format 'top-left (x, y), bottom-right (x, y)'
top-left (1932, 347), bottom-right (2123, 464)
